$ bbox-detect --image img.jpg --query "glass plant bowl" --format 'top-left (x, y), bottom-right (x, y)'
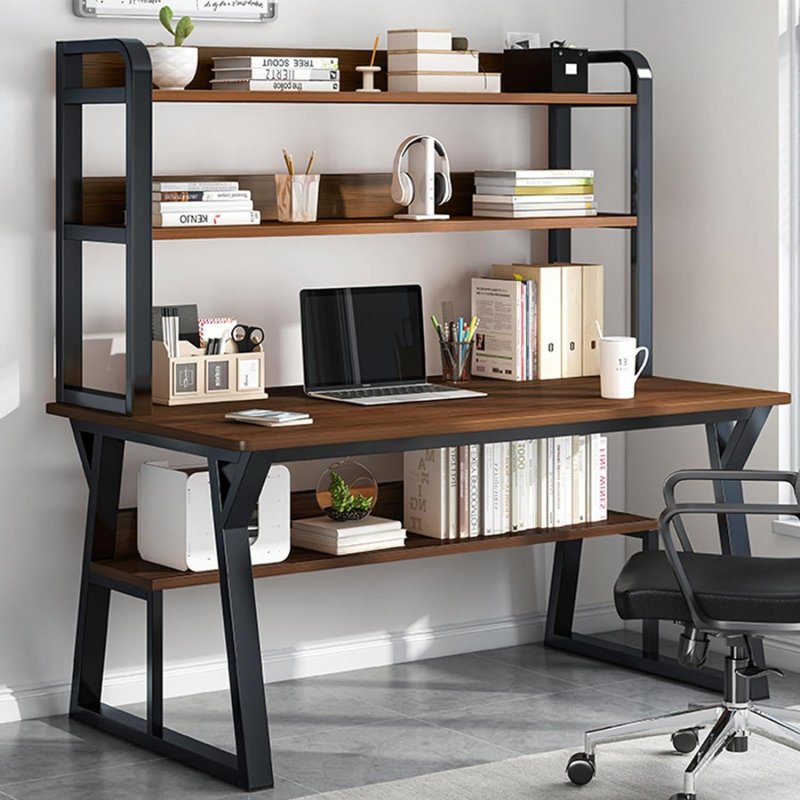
top-left (315, 459), bottom-right (378, 522)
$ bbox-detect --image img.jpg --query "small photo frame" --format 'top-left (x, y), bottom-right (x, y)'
top-left (238, 357), bottom-right (262, 391)
top-left (174, 362), bottom-right (198, 394)
top-left (207, 359), bottom-right (230, 392)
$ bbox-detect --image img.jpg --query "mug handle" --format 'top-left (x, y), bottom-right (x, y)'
top-left (633, 346), bottom-right (650, 382)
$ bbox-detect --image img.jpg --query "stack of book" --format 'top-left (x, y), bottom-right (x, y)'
top-left (211, 55), bottom-right (340, 92)
top-left (403, 436), bottom-right (608, 540)
top-left (471, 263), bottom-right (603, 381)
top-left (291, 515), bottom-right (406, 556)
top-left (152, 181), bottom-right (260, 228)
top-left (387, 29), bottom-right (500, 93)
top-left (472, 170), bottom-right (596, 218)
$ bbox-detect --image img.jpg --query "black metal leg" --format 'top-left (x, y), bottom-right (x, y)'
top-left (706, 406), bottom-right (772, 699)
top-left (209, 453), bottom-right (274, 792)
top-left (147, 591), bottom-right (164, 737)
top-left (640, 531), bottom-right (660, 660)
top-left (70, 431), bottom-right (125, 714)
top-left (544, 532), bottom-right (723, 691)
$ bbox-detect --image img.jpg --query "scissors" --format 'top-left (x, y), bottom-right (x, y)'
top-left (231, 324), bottom-right (265, 353)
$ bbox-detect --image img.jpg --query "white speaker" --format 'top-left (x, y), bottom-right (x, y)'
top-left (137, 461), bottom-right (291, 571)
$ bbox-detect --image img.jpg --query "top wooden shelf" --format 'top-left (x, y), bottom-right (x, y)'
top-left (152, 89), bottom-right (637, 106)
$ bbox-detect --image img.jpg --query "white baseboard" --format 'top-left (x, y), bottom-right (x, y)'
top-left (0, 602), bottom-right (619, 724)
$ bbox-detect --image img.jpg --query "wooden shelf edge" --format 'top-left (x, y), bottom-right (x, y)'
top-left (153, 90), bottom-right (637, 107)
top-left (152, 214), bottom-right (637, 240)
top-left (90, 510), bottom-right (656, 592)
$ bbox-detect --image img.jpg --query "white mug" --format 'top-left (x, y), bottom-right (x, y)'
top-left (599, 336), bottom-right (649, 399)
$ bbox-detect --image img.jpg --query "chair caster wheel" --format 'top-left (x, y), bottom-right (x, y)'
top-left (671, 728), bottom-right (700, 753)
top-left (566, 752), bottom-right (595, 785)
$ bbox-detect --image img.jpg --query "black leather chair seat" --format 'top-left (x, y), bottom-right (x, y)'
top-left (615, 550), bottom-right (800, 623)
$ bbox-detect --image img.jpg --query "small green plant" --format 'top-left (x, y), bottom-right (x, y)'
top-left (159, 5), bottom-right (195, 46)
top-left (329, 470), bottom-right (373, 513)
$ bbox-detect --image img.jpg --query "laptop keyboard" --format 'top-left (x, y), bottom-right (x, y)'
top-left (326, 384), bottom-right (456, 399)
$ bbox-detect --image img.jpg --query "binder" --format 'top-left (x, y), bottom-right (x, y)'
top-left (561, 265), bottom-right (583, 378)
top-left (582, 263), bottom-right (604, 376)
top-left (492, 264), bottom-right (562, 379)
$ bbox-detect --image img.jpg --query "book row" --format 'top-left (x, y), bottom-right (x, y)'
top-left (212, 55), bottom-right (341, 92)
top-left (151, 181), bottom-right (261, 227)
top-left (403, 435), bottom-right (608, 541)
top-left (472, 170), bottom-right (597, 219)
top-left (472, 263), bottom-right (603, 382)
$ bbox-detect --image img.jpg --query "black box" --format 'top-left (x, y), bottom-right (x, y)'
top-left (502, 43), bottom-right (588, 93)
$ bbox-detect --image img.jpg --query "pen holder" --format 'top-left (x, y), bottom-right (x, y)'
top-left (355, 65), bottom-right (382, 92)
top-left (439, 339), bottom-right (475, 383)
top-left (275, 174), bottom-right (320, 223)
top-left (152, 341), bottom-right (265, 406)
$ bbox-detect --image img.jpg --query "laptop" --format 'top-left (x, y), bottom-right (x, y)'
top-left (300, 285), bottom-right (487, 406)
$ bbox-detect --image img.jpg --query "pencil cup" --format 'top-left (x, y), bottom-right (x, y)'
top-left (274, 174), bottom-right (320, 222)
top-left (439, 340), bottom-right (475, 383)
top-left (356, 65), bottom-right (382, 92)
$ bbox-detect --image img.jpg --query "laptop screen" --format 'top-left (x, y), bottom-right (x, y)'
top-left (300, 285), bottom-right (427, 391)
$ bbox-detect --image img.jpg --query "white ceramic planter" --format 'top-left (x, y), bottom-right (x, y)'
top-left (147, 46), bottom-right (198, 90)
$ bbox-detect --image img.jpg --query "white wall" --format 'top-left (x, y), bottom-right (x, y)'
top-left (624, 1), bottom-right (800, 661)
top-left (0, 1), bottom-right (632, 720)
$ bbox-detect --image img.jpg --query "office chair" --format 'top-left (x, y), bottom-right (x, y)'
top-left (566, 469), bottom-right (800, 800)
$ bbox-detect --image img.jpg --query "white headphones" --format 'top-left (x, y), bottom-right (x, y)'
top-left (390, 134), bottom-right (452, 207)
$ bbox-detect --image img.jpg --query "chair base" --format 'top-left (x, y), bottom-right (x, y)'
top-left (568, 700), bottom-right (800, 798)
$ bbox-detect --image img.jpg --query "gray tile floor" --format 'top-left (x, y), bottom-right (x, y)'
top-left (1, 638), bottom-right (798, 799)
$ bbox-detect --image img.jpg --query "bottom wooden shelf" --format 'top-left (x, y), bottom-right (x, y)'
top-left (91, 510), bottom-right (656, 592)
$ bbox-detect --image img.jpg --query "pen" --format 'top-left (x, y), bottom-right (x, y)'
top-left (304, 149), bottom-right (316, 175)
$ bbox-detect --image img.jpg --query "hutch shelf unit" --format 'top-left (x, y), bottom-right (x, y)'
top-left (50, 39), bottom-right (790, 791)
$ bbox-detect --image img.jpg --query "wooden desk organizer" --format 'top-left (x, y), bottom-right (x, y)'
top-left (152, 340), bottom-right (265, 405)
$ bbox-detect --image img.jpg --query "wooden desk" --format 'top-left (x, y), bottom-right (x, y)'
top-left (47, 376), bottom-right (789, 790)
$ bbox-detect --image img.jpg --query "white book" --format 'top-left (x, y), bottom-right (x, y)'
top-left (152, 200), bottom-right (254, 213)
top-left (472, 208), bottom-right (598, 219)
top-left (292, 515), bottom-right (402, 539)
top-left (482, 443), bottom-right (495, 536)
top-left (474, 177), bottom-right (594, 188)
top-left (561, 265), bottom-right (583, 379)
top-left (582, 263), bottom-right (604, 376)
top-left (492, 264), bottom-right (562, 380)
top-left (152, 190), bottom-right (252, 202)
top-left (403, 449), bottom-right (448, 539)
top-left (388, 72), bottom-right (501, 93)
top-left (291, 532), bottom-right (406, 556)
top-left (492, 443), bottom-right (504, 534)
top-left (475, 169), bottom-right (594, 181)
top-left (468, 444), bottom-right (481, 537)
top-left (527, 279), bottom-right (538, 380)
top-left (153, 181), bottom-right (239, 192)
top-left (152, 210), bottom-right (261, 227)
top-left (212, 67), bottom-right (341, 81)
top-left (212, 56), bottom-right (340, 69)
top-left (471, 277), bottom-right (525, 381)
top-left (499, 442), bottom-right (512, 534)
top-left (511, 440), bottom-right (528, 532)
top-left (473, 195), bottom-right (596, 207)
top-left (539, 440), bottom-right (550, 528)
top-left (212, 79), bottom-right (340, 92)
top-left (458, 446), bottom-right (470, 538)
top-left (291, 528), bottom-right (404, 547)
top-left (572, 436), bottom-right (588, 525)
top-left (471, 186), bottom-right (594, 197)
top-left (588, 434), bottom-right (609, 522)
top-left (447, 446), bottom-right (458, 540)
top-left (387, 51), bottom-right (480, 73)
top-left (528, 440), bottom-right (539, 530)
top-left (553, 436), bottom-right (572, 528)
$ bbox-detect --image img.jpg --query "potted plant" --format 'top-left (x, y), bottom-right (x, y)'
top-left (147, 6), bottom-right (197, 91)
top-left (324, 469), bottom-right (374, 522)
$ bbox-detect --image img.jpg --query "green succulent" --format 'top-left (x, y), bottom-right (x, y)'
top-left (160, 5), bottom-right (195, 47)
top-left (329, 470), bottom-right (373, 513)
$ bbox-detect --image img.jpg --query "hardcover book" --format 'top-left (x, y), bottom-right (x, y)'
top-left (403, 449), bottom-right (449, 539)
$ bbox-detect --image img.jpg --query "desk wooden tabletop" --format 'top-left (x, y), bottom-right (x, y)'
top-left (46, 376), bottom-right (790, 457)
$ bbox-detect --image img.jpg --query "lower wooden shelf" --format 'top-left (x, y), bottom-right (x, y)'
top-left (91, 510), bottom-right (656, 592)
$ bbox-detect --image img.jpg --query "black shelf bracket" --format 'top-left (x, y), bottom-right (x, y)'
top-left (56, 39), bottom-right (153, 415)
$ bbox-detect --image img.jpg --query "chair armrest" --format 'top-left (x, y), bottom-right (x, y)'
top-left (663, 469), bottom-right (800, 507)
top-left (658, 501), bottom-right (800, 633)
